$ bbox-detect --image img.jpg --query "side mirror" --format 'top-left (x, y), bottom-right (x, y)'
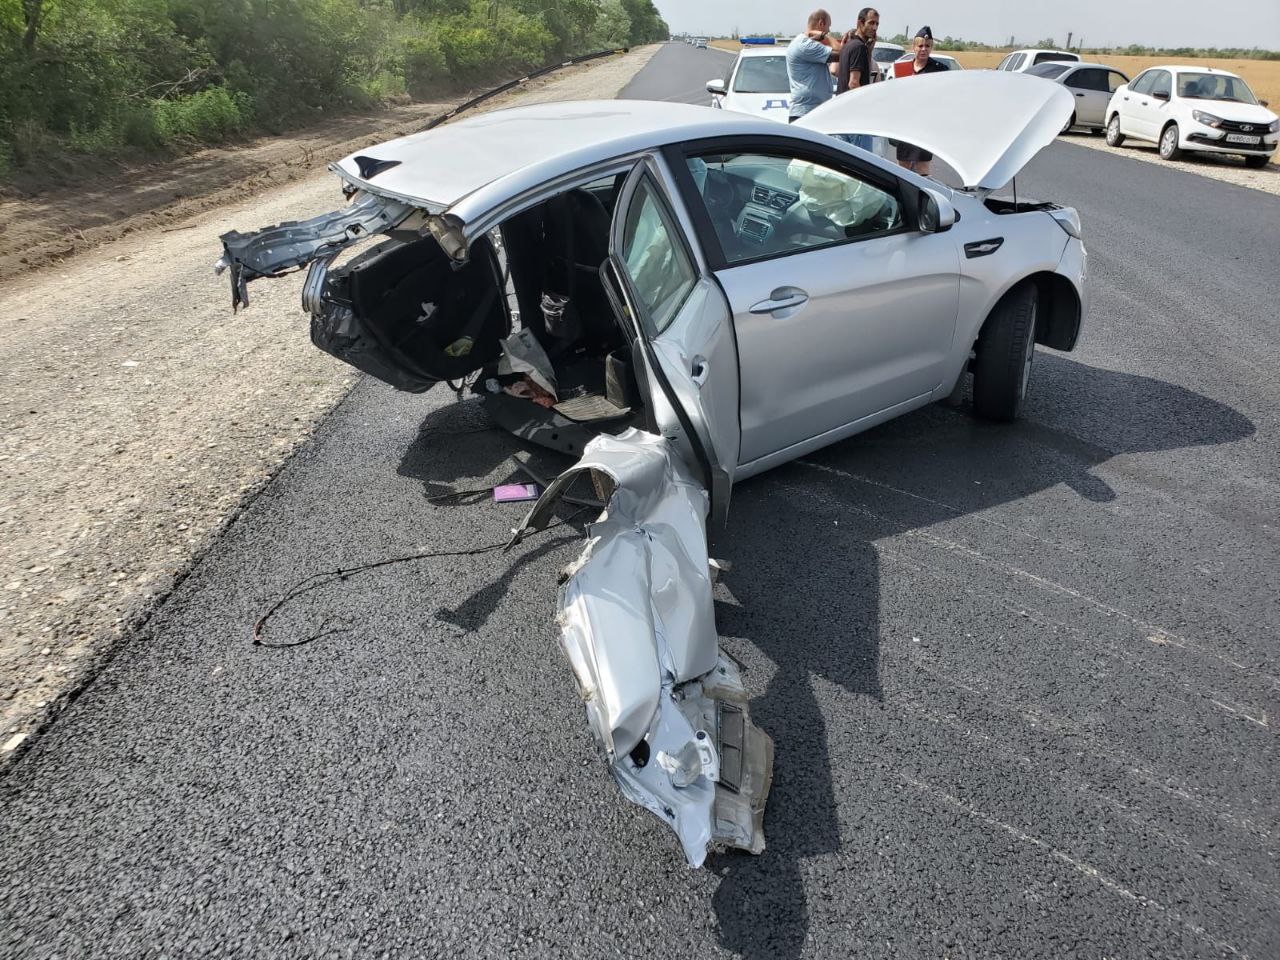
top-left (706, 79), bottom-right (727, 96)
top-left (1153, 90), bottom-right (1170, 102)
top-left (918, 188), bottom-right (956, 234)
top-left (1262, 99), bottom-right (1270, 108)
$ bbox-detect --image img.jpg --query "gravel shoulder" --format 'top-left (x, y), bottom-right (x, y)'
top-left (1058, 128), bottom-right (1280, 196)
top-left (0, 45), bottom-right (660, 761)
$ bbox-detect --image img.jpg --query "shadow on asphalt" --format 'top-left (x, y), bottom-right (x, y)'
top-left (706, 354), bottom-right (1255, 960)
top-left (394, 358), bottom-right (1254, 960)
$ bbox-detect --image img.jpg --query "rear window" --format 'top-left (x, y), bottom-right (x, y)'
top-left (1065, 68), bottom-right (1108, 91)
top-left (734, 55), bottom-right (789, 93)
top-left (1033, 52), bottom-right (1078, 65)
top-left (1027, 63), bottom-right (1070, 79)
top-left (1010, 53), bottom-right (1027, 70)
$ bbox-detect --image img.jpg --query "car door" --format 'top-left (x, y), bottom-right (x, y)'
top-left (1128, 70), bottom-right (1165, 139)
top-left (1065, 68), bottom-right (1109, 125)
top-left (605, 159), bottom-right (741, 518)
top-left (1145, 69), bottom-right (1175, 137)
top-left (668, 139), bottom-right (959, 469)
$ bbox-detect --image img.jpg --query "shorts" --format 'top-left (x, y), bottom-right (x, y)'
top-left (894, 141), bottom-right (933, 163)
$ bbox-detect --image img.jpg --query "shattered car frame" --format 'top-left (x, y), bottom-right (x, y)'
top-left (217, 75), bottom-right (1087, 866)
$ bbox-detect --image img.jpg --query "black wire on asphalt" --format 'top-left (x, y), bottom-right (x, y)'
top-left (252, 505), bottom-right (592, 649)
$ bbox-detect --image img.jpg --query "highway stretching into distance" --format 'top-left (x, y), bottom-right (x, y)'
top-left (2, 42), bottom-right (1278, 960)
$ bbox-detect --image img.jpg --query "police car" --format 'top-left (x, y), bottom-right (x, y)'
top-left (706, 47), bottom-right (793, 123)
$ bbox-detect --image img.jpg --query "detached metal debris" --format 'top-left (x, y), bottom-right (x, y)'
top-left (515, 430), bottom-right (772, 866)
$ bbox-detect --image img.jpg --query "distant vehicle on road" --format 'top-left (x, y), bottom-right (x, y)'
top-left (706, 47), bottom-right (792, 123)
top-left (693, 37), bottom-right (708, 49)
top-left (1105, 65), bottom-right (1278, 167)
top-left (997, 49), bottom-right (1081, 73)
top-left (1026, 61), bottom-right (1129, 133)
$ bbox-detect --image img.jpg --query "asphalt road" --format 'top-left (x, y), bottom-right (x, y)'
top-left (3, 42), bottom-right (1279, 960)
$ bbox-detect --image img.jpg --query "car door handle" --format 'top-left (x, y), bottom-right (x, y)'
top-left (690, 357), bottom-right (710, 387)
top-left (749, 288), bottom-right (809, 314)
top-left (1075, 92), bottom-right (1085, 97)
top-left (964, 237), bottom-right (1004, 259)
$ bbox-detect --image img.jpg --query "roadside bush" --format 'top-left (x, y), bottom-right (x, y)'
top-left (404, 34), bottom-right (449, 97)
top-left (155, 87), bottom-right (251, 144)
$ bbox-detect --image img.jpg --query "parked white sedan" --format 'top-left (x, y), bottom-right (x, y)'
top-left (707, 47), bottom-right (792, 123)
top-left (217, 72), bottom-right (1086, 868)
top-left (1105, 65), bottom-right (1278, 167)
top-left (1026, 61), bottom-right (1129, 133)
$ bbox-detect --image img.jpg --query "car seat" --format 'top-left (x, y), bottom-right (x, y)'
top-left (541, 188), bottom-right (619, 352)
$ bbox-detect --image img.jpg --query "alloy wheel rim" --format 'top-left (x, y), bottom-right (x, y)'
top-left (1019, 307), bottom-right (1037, 401)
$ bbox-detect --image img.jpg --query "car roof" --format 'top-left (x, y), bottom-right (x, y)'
top-left (1160, 64), bottom-right (1243, 78)
top-left (333, 100), bottom-right (810, 214)
top-left (736, 47), bottom-right (786, 58)
top-left (1009, 48), bottom-right (1078, 56)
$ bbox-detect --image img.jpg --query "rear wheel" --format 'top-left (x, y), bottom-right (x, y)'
top-left (1245, 155), bottom-right (1270, 169)
top-left (1088, 126), bottom-right (1104, 136)
top-left (1159, 123), bottom-right (1182, 160)
top-left (972, 282), bottom-right (1038, 422)
top-left (1106, 114), bottom-right (1125, 146)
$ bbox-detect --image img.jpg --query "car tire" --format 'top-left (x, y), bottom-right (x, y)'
top-left (1088, 126), bottom-right (1104, 136)
top-left (1244, 155), bottom-right (1269, 169)
top-left (972, 281), bottom-right (1038, 422)
top-left (1062, 112), bottom-right (1076, 134)
top-left (1106, 114), bottom-right (1124, 146)
top-left (1159, 123), bottom-right (1182, 160)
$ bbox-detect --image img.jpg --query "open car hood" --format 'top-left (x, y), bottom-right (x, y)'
top-left (797, 71), bottom-right (1074, 194)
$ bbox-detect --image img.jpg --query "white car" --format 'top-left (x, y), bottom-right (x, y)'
top-left (885, 52), bottom-right (963, 78)
top-left (692, 37), bottom-right (708, 49)
top-left (1026, 61), bottom-right (1129, 133)
top-left (870, 40), bottom-right (905, 80)
top-left (996, 48), bottom-right (1080, 74)
top-left (1105, 65), bottom-right (1278, 167)
top-left (217, 72), bottom-right (1086, 868)
top-left (707, 47), bottom-right (793, 123)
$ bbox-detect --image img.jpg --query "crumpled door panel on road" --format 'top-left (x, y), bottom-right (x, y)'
top-left (514, 429), bottom-right (772, 865)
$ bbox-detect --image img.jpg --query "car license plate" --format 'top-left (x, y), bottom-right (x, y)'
top-left (1225, 133), bottom-right (1262, 145)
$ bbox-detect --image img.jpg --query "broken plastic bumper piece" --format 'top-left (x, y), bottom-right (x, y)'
top-left (514, 429), bottom-right (773, 866)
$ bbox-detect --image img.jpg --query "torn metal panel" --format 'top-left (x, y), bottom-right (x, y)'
top-left (516, 429), bottom-right (772, 866)
top-left (215, 193), bottom-right (412, 310)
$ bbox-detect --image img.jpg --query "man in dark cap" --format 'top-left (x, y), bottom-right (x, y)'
top-left (894, 26), bottom-right (949, 174)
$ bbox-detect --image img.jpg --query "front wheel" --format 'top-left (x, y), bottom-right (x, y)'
top-left (1159, 123), bottom-right (1183, 160)
top-left (1106, 114), bottom-right (1125, 146)
top-left (1244, 154), bottom-right (1270, 169)
top-left (972, 282), bottom-right (1038, 422)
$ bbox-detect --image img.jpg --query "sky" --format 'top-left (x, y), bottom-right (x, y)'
top-left (652, 0), bottom-right (1280, 50)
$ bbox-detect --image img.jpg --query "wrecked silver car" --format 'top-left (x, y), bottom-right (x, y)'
top-left (218, 76), bottom-right (1086, 865)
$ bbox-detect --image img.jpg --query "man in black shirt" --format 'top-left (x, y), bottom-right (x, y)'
top-left (894, 26), bottom-right (949, 175)
top-left (836, 7), bottom-right (879, 94)
top-left (833, 7), bottom-right (879, 151)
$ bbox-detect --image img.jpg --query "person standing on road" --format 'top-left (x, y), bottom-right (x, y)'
top-left (836, 7), bottom-right (879, 94)
top-left (834, 7), bottom-right (881, 151)
top-left (893, 25), bottom-right (948, 175)
top-left (786, 9), bottom-right (844, 123)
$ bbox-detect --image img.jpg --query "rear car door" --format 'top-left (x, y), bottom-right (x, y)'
top-left (669, 139), bottom-right (958, 469)
top-left (606, 159), bottom-right (742, 518)
top-left (1065, 68), bottom-right (1110, 125)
